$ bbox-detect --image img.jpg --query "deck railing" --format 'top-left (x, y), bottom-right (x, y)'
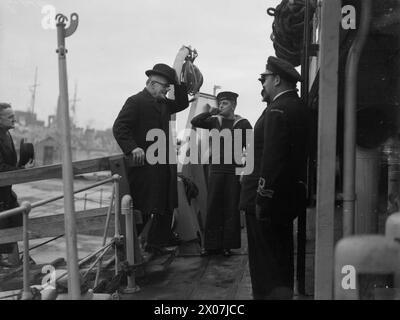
top-left (0, 155), bottom-right (139, 299)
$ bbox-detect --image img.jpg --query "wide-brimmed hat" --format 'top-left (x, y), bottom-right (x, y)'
top-left (18, 139), bottom-right (34, 167)
top-left (145, 63), bottom-right (177, 85)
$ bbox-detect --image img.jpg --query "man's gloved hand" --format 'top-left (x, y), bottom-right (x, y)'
top-left (24, 159), bottom-right (35, 169)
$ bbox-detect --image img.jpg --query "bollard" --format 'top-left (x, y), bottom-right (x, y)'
top-left (334, 235), bottom-right (400, 300)
top-left (121, 195), bottom-right (140, 294)
top-left (21, 201), bottom-right (32, 300)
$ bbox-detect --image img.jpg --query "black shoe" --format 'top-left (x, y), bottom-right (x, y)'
top-left (201, 249), bottom-right (222, 256)
top-left (145, 244), bottom-right (177, 256)
top-left (166, 232), bottom-right (182, 246)
top-left (223, 249), bottom-right (232, 257)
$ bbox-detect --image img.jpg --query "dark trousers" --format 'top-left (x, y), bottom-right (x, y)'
top-left (203, 172), bottom-right (241, 250)
top-left (245, 213), bottom-right (294, 299)
top-left (145, 213), bottom-right (174, 247)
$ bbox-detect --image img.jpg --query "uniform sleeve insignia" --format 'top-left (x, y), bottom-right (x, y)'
top-left (257, 177), bottom-right (274, 198)
top-left (270, 109), bottom-right (284, 114)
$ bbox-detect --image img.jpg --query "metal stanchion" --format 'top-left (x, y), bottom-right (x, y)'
top-left (121, 195), bottom-right (140, 293)
top-left (21, 201), bottom-right (32, 300)
top-left (113, 174), bottom-right (121, 276)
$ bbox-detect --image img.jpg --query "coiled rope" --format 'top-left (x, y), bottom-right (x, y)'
top-left (267, 0), bottom-right (316, 67)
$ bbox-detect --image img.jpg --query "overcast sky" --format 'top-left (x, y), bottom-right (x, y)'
top-left (0, 0), bottom-right (276, 132)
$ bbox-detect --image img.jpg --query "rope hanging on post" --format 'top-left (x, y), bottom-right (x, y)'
top-left (180, 46), bottom-right (204, 96)
top-left (267, 0), bottom-right (316, 67)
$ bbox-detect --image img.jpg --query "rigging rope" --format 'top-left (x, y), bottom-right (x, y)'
top-left (267, 0), bottom-right (316, 67)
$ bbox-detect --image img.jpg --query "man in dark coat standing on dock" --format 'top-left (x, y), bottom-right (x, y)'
top-left (191, 91), bottom-right (252, 256)
top-left (113, 50), bottom-right (189, 253)
top-left (0, 103), bottom-right (34, 266)
top-left (239, 57), bottom-right (309, 299)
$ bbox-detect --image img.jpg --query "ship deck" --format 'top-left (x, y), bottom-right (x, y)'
top-left (1, 226), bottom-right (312, 300)
top-left (0, 177), bottom-right (312, 300)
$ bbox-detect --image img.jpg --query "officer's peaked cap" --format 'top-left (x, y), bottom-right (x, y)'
top-left (260, 56), bottom-right (302, 83)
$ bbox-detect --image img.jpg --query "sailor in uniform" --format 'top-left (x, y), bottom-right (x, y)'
top-left (239, 57), bottom-right (309, 299)
top-left (191, 91), bottom-right (252, 256)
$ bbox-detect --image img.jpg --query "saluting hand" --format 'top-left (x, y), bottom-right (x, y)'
top-left (131, 147), bottom-right (145, 166)
top-left (209, 107), bottom-right (220, 116)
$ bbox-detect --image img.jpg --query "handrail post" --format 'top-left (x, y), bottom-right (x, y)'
top-left (21, 201), bottom-right (32, 300)
top-left (121, 195), bottom-right (140, 294)
top-left (113, 174), bottom-right (121, 275)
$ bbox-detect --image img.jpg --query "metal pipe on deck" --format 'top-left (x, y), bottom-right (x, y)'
top-left (121, 195), bottom-right (140, 293)
top-left (342, 0), bottom-right (372, 237)
top-left (297, 0), bottom-right (312, 296)
top-left (55, 13), bottom-right (80, 300)
top-left (21, 202), bottom-right (32, 300)
top-left (113, 174), bottom-right (121, 275)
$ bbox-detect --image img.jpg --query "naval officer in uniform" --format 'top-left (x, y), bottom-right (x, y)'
top-left (239, 57), bottom-right (309, 299)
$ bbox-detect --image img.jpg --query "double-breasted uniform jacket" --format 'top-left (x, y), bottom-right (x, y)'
top-left (240, 90), bottom-right (309, 223)
top-left (113, 84), bottom-right (189, 216)
top-left (0, 129), bottom-right (21, 230)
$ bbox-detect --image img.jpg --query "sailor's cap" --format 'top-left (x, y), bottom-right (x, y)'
top-left (216, 91), bottom-right (239, 102)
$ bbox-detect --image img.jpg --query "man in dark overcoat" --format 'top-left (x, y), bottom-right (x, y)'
top-left (113, 58), bottom-right (189, 252)
top-left (191, 91), bottom-right (252, 256)
top-left (239, 57), bottom-right (309, 299)
top-left (0, 103), bottom-right (34, 265)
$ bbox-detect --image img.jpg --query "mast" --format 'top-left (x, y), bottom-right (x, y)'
top-left (29, 67), bottom-right (39, 114)
top-left (55, 12), bottom-right (81, 300)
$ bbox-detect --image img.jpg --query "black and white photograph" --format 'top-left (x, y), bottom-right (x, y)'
top-left (1, 0), bottom-right (400, 307)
